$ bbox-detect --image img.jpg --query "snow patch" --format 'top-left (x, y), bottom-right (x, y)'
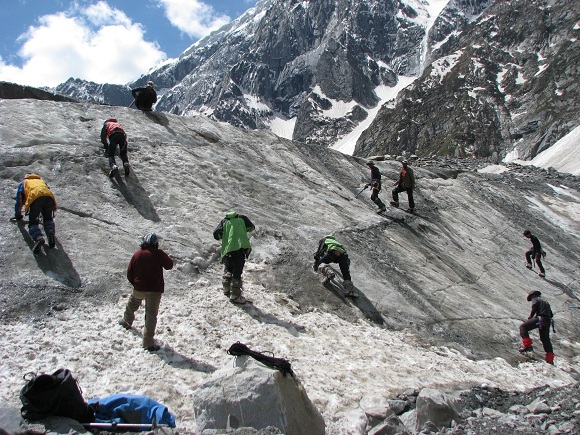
top-left (332, 76), bottom-right (417, 155)
top-left (429, 51), bottom-right (463, 84)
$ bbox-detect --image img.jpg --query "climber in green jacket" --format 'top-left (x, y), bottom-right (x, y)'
top-left (213, 211), bottom-right (255, 304)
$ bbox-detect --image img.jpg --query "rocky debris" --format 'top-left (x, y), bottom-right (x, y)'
top-left (358, 383), bottom-right (580, 434)
top-left (375, 155), bottom-right (579, 184)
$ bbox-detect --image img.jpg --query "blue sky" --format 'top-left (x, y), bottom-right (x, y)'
top-left (0, 0), bottom-right (258, 88)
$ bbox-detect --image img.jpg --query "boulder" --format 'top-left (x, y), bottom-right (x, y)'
top-left (415, 388), bottom-right (461, 431)
top-left (368, 415), bottom-right (411, 435)
top-left (193, 357), bottom-right (324, 434)
top-left (0, 404), bottom-right (24, 434)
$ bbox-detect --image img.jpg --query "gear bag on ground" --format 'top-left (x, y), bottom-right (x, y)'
top-left (20, 368), bottom-right (95, 422)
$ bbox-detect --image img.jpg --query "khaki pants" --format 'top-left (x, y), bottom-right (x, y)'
top-left (123, 290), bottom-right (162, 348)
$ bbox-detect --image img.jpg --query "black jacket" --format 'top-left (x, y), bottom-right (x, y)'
top-left (131, 87), bottom-right (157, 110)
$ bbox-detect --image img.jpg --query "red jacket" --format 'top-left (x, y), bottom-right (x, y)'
top-left (127, 247), bottom-right (173, 292)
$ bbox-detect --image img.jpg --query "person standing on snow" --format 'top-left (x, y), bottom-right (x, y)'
top-left (313, 235), bottom-right (356, 297)
top-left (213, 211), bottom-right (255, 305)
top-left (366, 161), bottom-right (387, 213)
top-left (100, 118), bottom-right (130, 178)
top-left (120, 233), bottom-right (173, 352)
top-left (14, 174), bottom-right (57, 254)
top-left (131, 81), bottom-right (157, 111)
top-left (519, 290), bottom-right (554, 364)
top-left (523, 229), bottom-right (546, 277)
top-left (391, 160), bottom-right (416, 212)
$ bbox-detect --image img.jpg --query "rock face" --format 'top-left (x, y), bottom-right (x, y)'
top-left (355, 0), bottom-right (580, 160)
top-left (55, 78), bottom-right (133, 107)
top-left (54, 0), bottom-right (492, 148)
top-left (193, 357), bottom-right (324, 434)
top-left (0, 81), bottom-right (76, 102)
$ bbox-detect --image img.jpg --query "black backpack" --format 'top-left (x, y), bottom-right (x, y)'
top-left (20, 369), bottom-right (95, 422)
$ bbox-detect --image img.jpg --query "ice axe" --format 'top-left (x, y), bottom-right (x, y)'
top-left (355, 185), bottom-right (368, 198)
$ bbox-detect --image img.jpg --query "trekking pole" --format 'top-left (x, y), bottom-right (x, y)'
top-left (129, 100), bottom-right (135, 109)
top-left (82, 423), bottom-right (169, 429)
top-left (354, 185), bottom-right (368, 198)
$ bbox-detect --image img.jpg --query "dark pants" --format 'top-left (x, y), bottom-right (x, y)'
top-left (519, 317), bottom-right (553, 353)
top-left (392, 185), bottom-right (414, 209)
top-left (223, 249), bottom-right (246, 280)
top-left (525, 249), bottom-right (545, 274)
top-left (28, 196), bottom-right (55, 241)
top-left (106, 131), bottom-right (129, 168)
top-left (319, 252), bottom-right (351, 281)
top-left (370, 183), bottom-right (385, 209)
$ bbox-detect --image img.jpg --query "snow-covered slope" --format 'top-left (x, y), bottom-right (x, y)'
top-left (0, 99), bottom-right (579, 432)
top-left (506, 125), bottom-right (580, 176)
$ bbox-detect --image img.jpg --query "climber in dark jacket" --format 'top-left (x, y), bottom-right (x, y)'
top-left (519, 290), bottom-right (554, 364)
top-left (366, 161), bottom-right (386, 213)
top-left (131, 81), bottom-right (157, 111)
top-left (523, 229), bottom-right (545, 277)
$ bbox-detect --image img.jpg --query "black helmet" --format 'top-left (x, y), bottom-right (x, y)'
top-left (527, 290), bottom-right (541, 301)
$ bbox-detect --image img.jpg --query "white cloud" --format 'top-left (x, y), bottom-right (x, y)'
top-left (0, 2), bottom-right (166, 88)
top-left (84, 1), bottom-right (131, 27)
top-left (158, 0), bottom-right (231, 38)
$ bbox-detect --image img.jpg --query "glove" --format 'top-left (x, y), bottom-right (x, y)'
top-left (364, 183), bottom-right (370, 188)
top-left (14, 214), bottom-right (23, 220)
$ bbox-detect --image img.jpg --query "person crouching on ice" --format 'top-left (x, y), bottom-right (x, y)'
top-left (313, 235), bottom-right (356, 297)
top-left (519, 290), bottom-right (554, 364)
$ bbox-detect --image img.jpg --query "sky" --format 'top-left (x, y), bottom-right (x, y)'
top-left (0, 0), bottom-right (259, 88)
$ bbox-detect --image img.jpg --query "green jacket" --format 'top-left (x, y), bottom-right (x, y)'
top-left (315, 235), bottom-right (347, 259)
top-left (213, 212), bottom-right (255, 258)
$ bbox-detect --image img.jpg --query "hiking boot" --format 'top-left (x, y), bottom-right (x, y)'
top-left (390, 201), bottom-right (399, 208)
top-left (108, 165), bottom-right (119, 178)
top-left (32, 238), bottom-right (45, 254)
top-left (407, 208), bottom-right (415, 213)
top-left (123, 162), bottom-right (130, 176)
top-left (519, 346), bottom-right (533, 353)
top-left (47, 232), bottom-right (56, 248)
top-left (377, 205), bottom-right (386, 213)
top-left (146, 345), bottom-right (161, 352)
top-left (118, 319), bottom-right (131, 330)
top-left (538, 272), bottom-right (545, 278)
top-left (525, 263), bottom-right (532, 269)
top-left (230, 295), bottom-right (247, 305)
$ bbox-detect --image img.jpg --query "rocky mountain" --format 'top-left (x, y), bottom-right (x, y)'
top-left (354, 0), bottom-right (580, 161)
top-left (55, 78), bottom-right (133, 107)
top-left (54, 0), bottom-right (494, 148)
